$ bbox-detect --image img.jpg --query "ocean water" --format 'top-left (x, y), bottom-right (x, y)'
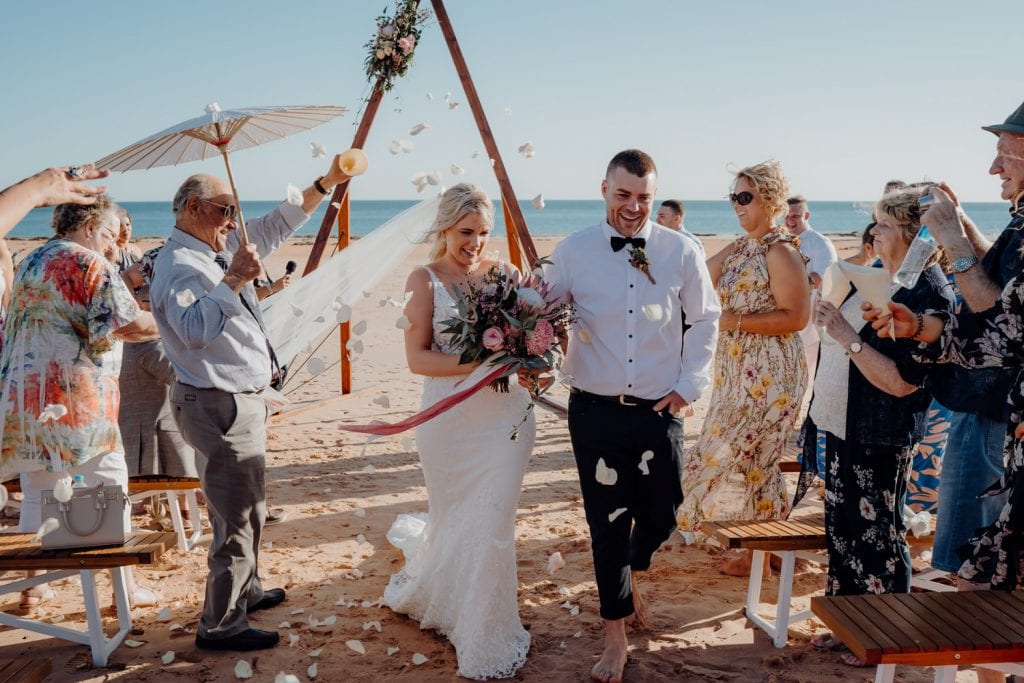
top-left (7, 199), bottom-right (1013, 240)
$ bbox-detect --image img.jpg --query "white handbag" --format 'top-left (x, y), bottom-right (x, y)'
top-left (39, 483), bottom-right (129, 550)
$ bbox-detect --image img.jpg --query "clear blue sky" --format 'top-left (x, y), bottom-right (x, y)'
top-left (1, 1), bottom-right (1021, 202)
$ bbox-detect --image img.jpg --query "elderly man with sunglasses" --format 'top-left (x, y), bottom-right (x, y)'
top-left (150, 159), bottom-right (348, 652)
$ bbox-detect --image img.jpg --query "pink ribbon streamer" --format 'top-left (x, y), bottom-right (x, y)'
top-left (337, 363), bottom-right (512, 436)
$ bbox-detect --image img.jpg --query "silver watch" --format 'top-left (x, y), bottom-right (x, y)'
top-left (952, 255), bottom-right (979, 274)
top-left (848, 341), bottom-right (863, 354)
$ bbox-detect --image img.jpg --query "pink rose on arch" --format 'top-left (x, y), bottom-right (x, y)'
top-left (482, 326), bottom-right (505, 351)
top-left (398, 35), bottom-right (416, 55)
top-left (526, 319), bottom-right (556, 356)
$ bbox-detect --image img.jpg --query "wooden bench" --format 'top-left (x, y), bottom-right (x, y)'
top-left (0, 531), bottom-right (177, 667)
top-left (811, 590), bottom-right (1024, 682)
top-left (0, 658), bottom-right (52, 683)
top-left (705, 516), bottom-right (940, 648)
top-left (4, 476), bottom-right (202, 552)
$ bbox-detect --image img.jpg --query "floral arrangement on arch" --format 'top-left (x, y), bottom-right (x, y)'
top-left (364, 0), bottom-right (430, 92)
top-left (441, 263), bottom-right (569, 395)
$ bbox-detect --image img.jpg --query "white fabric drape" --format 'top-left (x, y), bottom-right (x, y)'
top-left (260, 196), bottom-right (439, 365)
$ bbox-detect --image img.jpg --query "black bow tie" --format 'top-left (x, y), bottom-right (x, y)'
top-left (610, 236), bottom-right (646, 252)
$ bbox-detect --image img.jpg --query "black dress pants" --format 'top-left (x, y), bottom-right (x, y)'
top-left (568, 391), bottom-right (685, 620)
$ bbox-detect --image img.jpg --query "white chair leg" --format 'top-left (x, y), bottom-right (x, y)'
top-left (745, 550), bottom-right (766, 619)
top-left (111, 566), bottom-right (131, 633)
top-left (79, 569), bottom-right (109, 667)
top-left (931, 665), bottom-right (957, 682)
top-left (874, 663), bottom-right (896, 683)
top-left (166, 491), bottom-right (188, 552)
top-left (772, 551), bottom-right (797, 648)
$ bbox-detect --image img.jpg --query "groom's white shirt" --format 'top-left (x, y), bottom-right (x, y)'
top-left (544, 220), bottom-right (720, 403)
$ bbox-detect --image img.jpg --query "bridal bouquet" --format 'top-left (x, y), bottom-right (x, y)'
top-left (441, 264), bottom-right (569, 396)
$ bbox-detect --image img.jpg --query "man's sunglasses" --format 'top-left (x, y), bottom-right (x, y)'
top-left (199, 198), bottom-right (238, 221)
top-left (729, 191), bottom-right (754, 206)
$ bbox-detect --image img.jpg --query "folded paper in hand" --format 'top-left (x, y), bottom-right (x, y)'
top-left (834, 261), bottom-right (897, 340)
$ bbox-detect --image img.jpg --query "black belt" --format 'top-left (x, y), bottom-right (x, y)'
top-left (570, 388), bottom-right (660, 409)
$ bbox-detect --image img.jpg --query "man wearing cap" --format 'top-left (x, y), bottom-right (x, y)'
top-left (913, 103), bottom-right (1024, 682)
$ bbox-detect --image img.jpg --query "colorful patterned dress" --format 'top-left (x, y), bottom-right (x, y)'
top-left (0, 239), bottom-right (140, 477)
top-left (678, 230), bottom-right (807, 531)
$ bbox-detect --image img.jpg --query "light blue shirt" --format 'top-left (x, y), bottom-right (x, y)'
top-left (151, 202), bottom-right (309, 393)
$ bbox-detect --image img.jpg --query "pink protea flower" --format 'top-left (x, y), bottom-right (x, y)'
top-left (398, 35), bottom-right (416, 55)
top-left (482, 326), bottom-right (505, 351)
top-left (526, 319), bottom-right (555, 356)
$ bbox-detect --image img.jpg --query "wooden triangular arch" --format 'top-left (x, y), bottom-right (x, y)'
top-left (300, 0), bottom-right (537, 396)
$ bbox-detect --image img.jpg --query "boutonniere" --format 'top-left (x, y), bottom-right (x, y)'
top-left (628, 246), bottom-right (656, 284)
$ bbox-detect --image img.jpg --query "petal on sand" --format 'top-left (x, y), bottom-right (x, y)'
top-left (335, 304), bottom-right (352, 324)
top-left (289, 608), bottom-right (305, 615)
top-left (124, 639), bottom-right (145, 648)
top-left (308, 663), bottom-right (318, 680)
top-left (373, 394), bottom-right (390, 408)
top-left (290, 303), bottom-right (304, 317)
top-left (412, 653), bottom-right (428, 666)
top-left (274, 674), bottom-right (300, 683)
top-left (387, 646), bottom-right (400, 656)
top-left (161, 651), bottom-right (175, 665)
top-left (278, 621), bottom-right (291, 629)
top-left (362, 620), bottom-right (382, 632)
top-left (345, 640), bottom-right (366, 655)
top-left (352, 320), bottom-right (368, 336)
top-left (313, 315), bottom-right (326, 323)
top-left (608, 507), bottom-right (627, 523)
top-left (309, 647), bottom-right (323, 657)
top-left (234, 660), bottom-right (253, 679)
top-left (288, 633), bottom-right (300, 647)
top-left (547, 551), bottom-right (565, 574)
top-left (595, 458), bottom-right (618, 486)
top-left (307, 358), bottom-right (327, 375)
top-left (156, 606), bottom-right (174, 622)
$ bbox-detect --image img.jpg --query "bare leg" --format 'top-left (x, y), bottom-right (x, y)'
top-left (720, 549), bottom-right (778, 577)
top-left (630, 571), bottom-right (649, 629)
top-left (591, 617), bottom-right (628, 683)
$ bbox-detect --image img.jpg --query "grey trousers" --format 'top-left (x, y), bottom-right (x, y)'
top-left (170, 382), bottom-right (267, 639)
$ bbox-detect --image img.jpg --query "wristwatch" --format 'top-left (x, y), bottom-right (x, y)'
top-left (848, 341), bottom-right (863, 354)
top-left (952, 255), bottom-right (979, 274)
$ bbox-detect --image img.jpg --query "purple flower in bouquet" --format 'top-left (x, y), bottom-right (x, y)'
top-left (482, 326), bottom-right (506, 352)
top-left (526, 319), bottom-right (555, 356)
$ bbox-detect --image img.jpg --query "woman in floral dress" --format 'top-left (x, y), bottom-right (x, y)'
top-left (678, 161), bottom-right (810, 576)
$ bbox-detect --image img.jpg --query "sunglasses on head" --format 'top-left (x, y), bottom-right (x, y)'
top-left (729, 191), bottom-right (754, 206)
top-left (199, 197), bottom-right (238, 221)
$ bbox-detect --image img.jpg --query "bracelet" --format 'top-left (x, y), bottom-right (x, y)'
top-left (313, 176), bottom-right (330, 195)
top-left (912, 312), bottom-right (925, 339)
top-left (736, 312), bottom-right (743, 332)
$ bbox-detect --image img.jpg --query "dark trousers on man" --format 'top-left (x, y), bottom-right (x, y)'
top-left (568, 391), bottom-right (685, 620)
top-left (170, 382), bottom-right (268, 639)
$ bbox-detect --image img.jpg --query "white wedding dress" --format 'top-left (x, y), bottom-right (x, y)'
top-left (383, 268), bottom-right (535, 680)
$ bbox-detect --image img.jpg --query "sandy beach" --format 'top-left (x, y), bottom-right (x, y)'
top-left (0, 230), bottom-right (967, 682)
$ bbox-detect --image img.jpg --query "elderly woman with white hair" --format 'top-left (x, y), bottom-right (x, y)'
top-left (382, 183), bottom-right (534, 680)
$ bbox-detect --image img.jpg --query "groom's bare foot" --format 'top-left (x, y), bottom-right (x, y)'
top-left (591, 618), bottom-right (628, 683)
top-left (630, 571), bottom-right (649, 629)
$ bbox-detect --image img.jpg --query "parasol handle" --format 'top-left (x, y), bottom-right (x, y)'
top-left (217, 146), bottom-right (248, 244)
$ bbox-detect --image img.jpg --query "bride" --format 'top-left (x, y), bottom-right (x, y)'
top-left (383, 183), bottom-right (535, 680)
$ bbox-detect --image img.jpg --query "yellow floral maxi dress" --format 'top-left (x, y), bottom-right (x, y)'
top-left (678, 230), bottom-right (807, 532)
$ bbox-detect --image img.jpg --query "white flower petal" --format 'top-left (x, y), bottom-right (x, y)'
top-left (360, 465), bottom-right (376, 474)
top-left (53, 476), bottom-right (74, 503)
top-left (638, 450), bottom-right (654, 476)
top-left (570, 605), bottom-right (580, 616)
top-left (356, 534), bottom-right (366, 544)
top-left (373, 394), bottom-right (390, 408)
top-left (352, 320), bottom-right (368, 336)
top-left (290, 303), bottom-right (304, 317)
top-left (310, 142), bottom-right (327, 159)
top-left (362, 620), bottom-right (382, 632)
top-left (346, 339), bottom-right (364, 355)
top-left (345, 639), bottom-right (366, 655)
top-left (642, 304), bottom-right (663, 322)
top-left (234, 660), bottom-right (252, 679)
top-left (175, 289), bottom-right (197, 308)
top-left (450, 164), bottom-right (464, 176)
top-left (518, 142), bottom-right (535, 158)
top-left (388, 140), bottom-right (402, 155)
top-left (309, 647), bottom-right (323, 657)
top-left (275, 674), bottom-right (300, 683)
top-left (307, 663), bottom-right (318, 680)
top-left (399, 139), bottom-right (414, 153)
top-left (426, 170), bottom-right (441, 186)
top-left (307, 358), bottom-right (327, 375)
top-left (38, 403), bottom-right (68, 423)
top-left (286, 184), bottom-right (304, 207)
top-left (387, 646), bottom-right (400, 656)
top-left (335, 304), bottom-right (352, 323)
top-left (204, 102), bottom-right (221, 114)
top-left (124, 639), bottom-right (145, 648)
top-left (168, 622), bottom-right (183, 631)
top-left (531, 193), bottom-right (545, 210)
top-left (156, 606), bottom-right (174, 621)
top-left (354, 507), bottom-right (366, 518)
top-left (289, 608), bottom-right (305, 615)
top-left (161, 651), bottom-right (176, 665)
top-left (448, 101), bottom-right (460, 110)
top-left (425, 92), bottom-right (433, 100)
top-left (288, 633), bottom-right (300, 646)
top-left (0, 486), bottom-right (7, 509)
top-left (504, 106), bottom-right (512, 116)
top-left (409, 123), bottom-right (431, 136)
top-left (443, 91), bottom-right (451, 102)
top-left (595, 458), bottom-right (618, 486)
top-left (278, 621), bottom-right (290, 628)
top-left (608, 507), bottom-right (628, 523)
top-left (35, 518), bottom-right (59, 540)
top-left (395, 315), bottom-right (412, 330)
top-left (547, 551), bottom-right (565, 574)
top-left (412, 653), bottom-right (428, 666)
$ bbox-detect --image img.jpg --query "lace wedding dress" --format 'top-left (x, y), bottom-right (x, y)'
top-left (383, 267), bottom-right (534, 680)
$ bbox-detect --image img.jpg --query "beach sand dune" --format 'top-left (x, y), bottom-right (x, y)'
top-left (0, 233), bottom-right (952, 681)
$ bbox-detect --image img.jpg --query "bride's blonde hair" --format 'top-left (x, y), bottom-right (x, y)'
top-left (425, 183), bottom-right (494, 260)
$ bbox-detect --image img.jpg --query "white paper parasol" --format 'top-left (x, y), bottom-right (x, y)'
top-left (94, 103), bottom-right (346, 241)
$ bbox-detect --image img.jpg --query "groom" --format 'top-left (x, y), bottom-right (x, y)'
top-left (544, 149), bottom-right (719, 682)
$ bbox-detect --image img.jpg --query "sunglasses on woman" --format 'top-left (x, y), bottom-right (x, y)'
top-left (729, 191), bottom-right (754, 206)
top-left (199, 197), bottom-right (238, 221)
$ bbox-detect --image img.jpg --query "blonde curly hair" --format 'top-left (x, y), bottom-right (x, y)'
top-left (425, 183), bottom-right (494, 260)
top-left (875, 184), bottom-right (944, 268)
top-left (733, 160), bottom-right (790, 225)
